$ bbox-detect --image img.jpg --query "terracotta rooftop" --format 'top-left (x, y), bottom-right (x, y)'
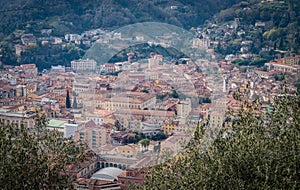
top-left (85, 120), bottom-right (98, 128)
top-left (98, 144), bottom-right (116, 152)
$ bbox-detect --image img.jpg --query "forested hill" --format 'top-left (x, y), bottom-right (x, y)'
top-left (0, 0), bottom-right (242, 38)
top-left (211, 0), bottom-right (300, 53)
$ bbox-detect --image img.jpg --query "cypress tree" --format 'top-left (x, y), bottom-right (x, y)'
top-left (73, 95), bottom-right (78, 109)
top-left (66, 89), bottom-right (71, 108)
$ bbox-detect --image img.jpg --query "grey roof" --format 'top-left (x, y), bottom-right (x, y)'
top-left (91, 167), bottom-right (123, 181)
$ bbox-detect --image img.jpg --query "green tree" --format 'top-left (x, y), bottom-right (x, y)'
top-left (66, 89), bottom-right (71, 109)
top-left (171, 90), bottom-right (179, 99)
top-left (72, 95), bottom-right (78, 109)
top-left (0, 113), bottom-right (86, 189)
top-left (140, 138), bottom-right (150, 152)
top-left (145, 88), bottom-right (300, 189)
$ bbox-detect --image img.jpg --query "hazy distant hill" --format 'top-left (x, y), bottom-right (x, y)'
top-left (83, 22), bottom-right (196, 64)
top-left (0, 0), bottom-right (242, 38)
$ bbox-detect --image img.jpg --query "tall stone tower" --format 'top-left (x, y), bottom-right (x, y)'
top-left (223, 75), bottom-right (228, 93)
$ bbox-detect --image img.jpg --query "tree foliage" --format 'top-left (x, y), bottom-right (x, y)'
top-left (0, 113), bottom-right (86, 189)
top-left (145, 88), bottom-right (300, 189)
top-left (0, 0), bottom-right (242, 37)
top-left (18, 44), bottom-right (84, 71)
top-left (108, 43), bottom-right (186, 63)
top-left (140, 138), bottom-right (150, 152)
top-left (214, 0), bottom-right (300, 54)
top-left (66, 89), bottom-right (71, 109)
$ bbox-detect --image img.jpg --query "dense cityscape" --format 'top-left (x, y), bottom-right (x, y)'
top-left (0, 0), bottom-right (299, 189)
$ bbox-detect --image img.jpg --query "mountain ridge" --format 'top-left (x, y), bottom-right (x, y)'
top-left (0, 0), bottom-right (242, 38)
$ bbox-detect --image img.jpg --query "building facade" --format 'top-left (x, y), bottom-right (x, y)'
top-left (76, 120), bottom-right (110, 149)
top-left (71, 59), bottom-right (97, 73)
top-left (0, 110), bottom-right (36, 128)
top-left (105, 92), bottom-right (156, 111)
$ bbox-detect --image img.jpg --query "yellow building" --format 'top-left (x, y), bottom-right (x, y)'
top-left (27, 93), bottom-right (39, 99)
top-left (25, 82), bottom-right (37, 98)
top-left (117, 145), bottom-right (139, 157)
top-left (209, 111), bottom-right (225, 128)
top-left (163, 119), bottom-right (179, 135)
top-left (106, 92), bottom-right (156, 110)
top-left (279, 55), bottom-right (300, 65)
top-left (19, 64), bottom-right (38, 76)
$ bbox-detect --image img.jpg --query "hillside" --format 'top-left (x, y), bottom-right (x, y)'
top-left (1, 0), bottom-right (299, 69)
top-left (83, 22), bottom-right (195, 64)
top-left (107, 43), bottom-right (186, 63)
top-left (0, 0), bottom-right (242, 38)
top-left (210, 0), bottom-right (300, 54)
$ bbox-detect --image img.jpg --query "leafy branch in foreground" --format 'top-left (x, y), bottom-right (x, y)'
top-left (145, 88), bottom-right (300, 189)
top-left (0, 113), bottom-right (87, 189)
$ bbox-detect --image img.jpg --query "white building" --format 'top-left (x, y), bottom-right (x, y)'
top-left (64, 120), bottom-right (81, 139)
top-left (265, 62), bottom-right (300, 73)
top-left (176, 98), bottom-right (192, 118)
top-left (65, 34), bottom-right (81, 42)
top-left (86, 114), bottom-right (104, 125)
top-left (71, 59), bottom-right (97, 73)
top-left (47, 119), bottom-right (81, 140)
top-left (51, 65), bottom-right (66, 72)
top-left (192, 38), bottom-right (210, 49)
top-left (148, 54), bottom-right (163, 69)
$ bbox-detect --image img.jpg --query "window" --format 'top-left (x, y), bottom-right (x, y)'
top-left (92, 130), bottom-right (96, 138)
top-left (92, 138), bottom-right (96, 146)
top-left (80, 132), bottom-right (84, 139)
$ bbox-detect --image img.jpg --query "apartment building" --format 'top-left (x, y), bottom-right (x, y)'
top-left (105, 92), bottom-right (156, 110)
top-left (0, 110), bottom-right (36, 128)
top-left (76, 120), bottom-right (111, 149)
top-left (71, 59), bottom-right (97, 73)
